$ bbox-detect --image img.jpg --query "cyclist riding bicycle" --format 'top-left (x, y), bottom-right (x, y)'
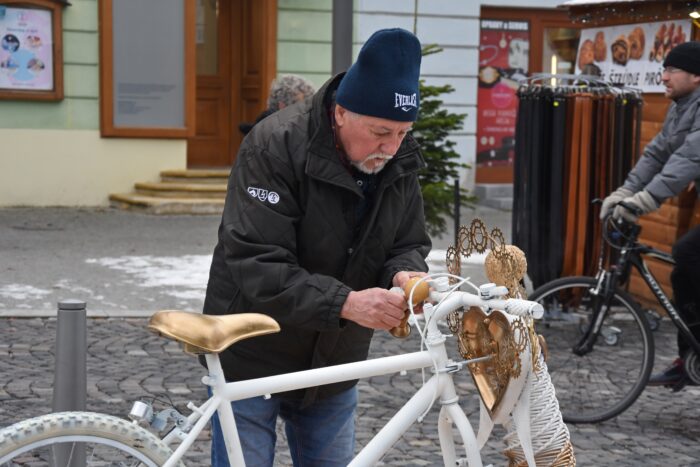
top-left (600, 41), bottom-right (700, 391)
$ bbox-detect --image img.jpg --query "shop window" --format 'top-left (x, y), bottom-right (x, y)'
top-left (0, 0), bottom-right (66, 101)
top-left (99, 0), bottom-right (196, 138)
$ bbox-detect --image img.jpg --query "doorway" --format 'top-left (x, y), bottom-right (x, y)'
top-left (476, 7), bottom-right (581, 184)
top-left (187, 0), bottom-right (276, 168)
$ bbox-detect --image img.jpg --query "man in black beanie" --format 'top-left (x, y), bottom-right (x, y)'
top-left (202, 28), bottom-right (430, 465)
top-left (601, 40), bottom-right (700, 390)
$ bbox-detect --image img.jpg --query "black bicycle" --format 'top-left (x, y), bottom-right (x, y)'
top-left (530, 204), bottom-right (700, 424)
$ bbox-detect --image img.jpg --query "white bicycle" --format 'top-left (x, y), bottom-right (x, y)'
top-left (0, 274), bottom-right (570, 466)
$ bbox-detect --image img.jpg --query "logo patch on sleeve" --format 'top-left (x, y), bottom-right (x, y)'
top-left (248, 186), bottom-right (280, 204)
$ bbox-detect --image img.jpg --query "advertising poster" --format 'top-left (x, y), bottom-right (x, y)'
top-left (575, 19), bottom-right (692, 92)
top-left (476, 19), bottom-right (529, 170)
top-left (0, 6), bottom-right (54, 91)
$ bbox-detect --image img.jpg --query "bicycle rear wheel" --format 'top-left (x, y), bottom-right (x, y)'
top-left (530, 276), bottom-right (654, 423)
top-left (0, 411), bottom-right (180, 466)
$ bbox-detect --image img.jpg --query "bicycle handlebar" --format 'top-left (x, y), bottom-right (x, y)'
top-left (390, 278), bottom-right (543, 338)
top-left (447, 291), bottom-right (544, 320)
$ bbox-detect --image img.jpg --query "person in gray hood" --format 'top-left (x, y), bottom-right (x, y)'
top-left (600, 41), bottom-right (700, 390)
top-left (202, 28), bottom-right (431, 466)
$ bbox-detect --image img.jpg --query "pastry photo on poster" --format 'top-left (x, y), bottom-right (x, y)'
top-left (575, 19), bottom-right (690, 92)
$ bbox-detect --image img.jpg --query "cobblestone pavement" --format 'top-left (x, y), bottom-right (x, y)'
top-left (2, 207), bottom-right (699, 465)
top-left (1, 317), bottom-right (699, 466)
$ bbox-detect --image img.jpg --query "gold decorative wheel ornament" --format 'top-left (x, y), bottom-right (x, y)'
top-left (444, 219), bottom-right (574, 466)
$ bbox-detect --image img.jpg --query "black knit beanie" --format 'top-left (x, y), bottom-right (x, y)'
top-left (663, 41), bottom-right (700, 75)
top-left (336, 28), bottom-right (422, 122)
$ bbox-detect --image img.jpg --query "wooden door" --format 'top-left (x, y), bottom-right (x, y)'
top-left (187, 0), bottom-right (276, 168)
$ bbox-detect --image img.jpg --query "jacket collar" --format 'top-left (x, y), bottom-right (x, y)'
top-left (674, 85), bottom-right (700, 110)
top-left (306, 74), bottom-right (426, 195)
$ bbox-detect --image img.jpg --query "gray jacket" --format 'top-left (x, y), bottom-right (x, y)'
top-left (623, 86), bottom-right (700, 201)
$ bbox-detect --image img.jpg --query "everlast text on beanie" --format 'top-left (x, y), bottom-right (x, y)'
top-left (663, 41), bottom-right (700, 76)
top-left (336, 28), bottom-right (422, 122)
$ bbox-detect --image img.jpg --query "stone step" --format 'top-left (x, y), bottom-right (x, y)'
top-left (160, 169), bottom-right (230, 184)
top-left (134, 182), bottom-right (226, 199)
top-left (474, 184), bottom-right (513, 211)
top-left (474, 183), bottom-right (513, 199)
top-left (109, 193), bottom-right (224, 215)
top-left (479, 196), bottom-right (513, 211)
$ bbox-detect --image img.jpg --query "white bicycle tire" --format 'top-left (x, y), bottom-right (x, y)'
top-left (0, 411), bottom-right (181, 466)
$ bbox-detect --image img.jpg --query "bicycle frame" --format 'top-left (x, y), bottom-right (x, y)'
top-left (578, 219), bottom-right (700, 358)
top-left (625, 245), bottom-right (700, 356)
top-left (155, 287), bottom-right (540, 467)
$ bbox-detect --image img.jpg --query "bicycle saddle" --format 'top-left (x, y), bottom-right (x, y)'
top-left (148, 310), bottom-right (280, 355)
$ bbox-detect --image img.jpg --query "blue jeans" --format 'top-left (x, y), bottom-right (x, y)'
top-left (210, 386), bottom-right (357, 467)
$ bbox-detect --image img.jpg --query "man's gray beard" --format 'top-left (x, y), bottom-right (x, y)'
top-left (351, 154), bottom-right (392, 175)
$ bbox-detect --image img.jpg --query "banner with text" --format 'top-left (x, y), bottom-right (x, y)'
top-left (476, 19), bottom-right (529, 169)
top-left (575, 19), bottom-right (692, 92)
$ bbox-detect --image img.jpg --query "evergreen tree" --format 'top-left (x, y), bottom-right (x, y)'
top-left (413, 44), bottom-right (475, 237)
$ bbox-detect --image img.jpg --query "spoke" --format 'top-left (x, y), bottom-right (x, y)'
top-left (533, 282), bottom-right (651, 422)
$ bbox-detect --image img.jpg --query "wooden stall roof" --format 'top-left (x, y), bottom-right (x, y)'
top-left (561, 0), bottom-right (650, 6)
top-left (560, 0), bottom-right (700, 26)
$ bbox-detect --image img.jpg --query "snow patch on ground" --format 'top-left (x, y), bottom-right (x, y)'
top-left (85, 255), bottom-right (210, 301)
top-left (0, 284), bottom-right (52, 301)
top-left (427, 249), bottom-right (487, 274)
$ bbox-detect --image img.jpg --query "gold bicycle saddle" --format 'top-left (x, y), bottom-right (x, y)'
top-left (148, 310), bottom-right (280, 355)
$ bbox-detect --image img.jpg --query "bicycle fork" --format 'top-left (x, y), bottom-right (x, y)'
top-left (573, 271), bottom-right (616, 356)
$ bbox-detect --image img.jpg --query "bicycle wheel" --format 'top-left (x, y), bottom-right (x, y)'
top-left (0, 411), bottom-right (181, 466)
top-left (530, 276), bottom-right (654, 423)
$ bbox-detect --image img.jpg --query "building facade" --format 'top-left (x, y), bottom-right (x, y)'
top-left (1, 0), bottom-right (566, 207)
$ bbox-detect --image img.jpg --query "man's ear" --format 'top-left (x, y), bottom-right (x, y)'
top-left (334, 104), bottom-right (346, 127)
top-left (693, 74), bottom-right (700, 86)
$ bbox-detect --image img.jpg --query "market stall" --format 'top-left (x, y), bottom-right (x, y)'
top-left (514, 0), bottom-right (699, 309)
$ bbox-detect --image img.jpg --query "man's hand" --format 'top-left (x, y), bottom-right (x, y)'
top-left (612, 190), bottom-right (659, 222)
top-left (392, 271), bottom-right (428, 314)
top-left (600, 187), bottom-right (634, 220)
top-left (340, 288), bottom-right (407, 330)
top-left (392, 271), bottom-right (427, 289)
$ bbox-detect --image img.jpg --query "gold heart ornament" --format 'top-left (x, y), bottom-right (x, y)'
top-left (459, 306), bottom-right (529, 418)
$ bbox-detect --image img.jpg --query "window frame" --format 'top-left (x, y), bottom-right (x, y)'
top-left (98, 0), bottom-right (196, 138)
top-left (0, 0), bottom-right (64, 101)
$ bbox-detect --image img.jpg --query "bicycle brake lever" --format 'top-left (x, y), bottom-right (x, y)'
top-left (617, 200), bottom-right (643, 217)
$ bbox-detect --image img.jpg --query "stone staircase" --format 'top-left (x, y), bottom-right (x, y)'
top-left (109, 169), bottom-right (229, 214)
top-left (474, 183), bottom-right (513, 211)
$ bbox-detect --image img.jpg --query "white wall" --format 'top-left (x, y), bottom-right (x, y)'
top-left (355, 0), bottom-right (479, 190)
top-left (355, 0), bottom-right (563, 192)
top-left (0, 130), bottom-right (186, 206)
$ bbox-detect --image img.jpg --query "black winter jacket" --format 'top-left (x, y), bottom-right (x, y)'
top-left (202, 74), bottom-right (431, 404)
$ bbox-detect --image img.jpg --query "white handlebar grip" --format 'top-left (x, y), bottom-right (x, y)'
top-left (505, 299), bottom-right (544, 319)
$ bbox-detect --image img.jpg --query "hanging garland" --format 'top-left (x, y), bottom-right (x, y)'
top-left (566, 0), bottom-right (700, 26)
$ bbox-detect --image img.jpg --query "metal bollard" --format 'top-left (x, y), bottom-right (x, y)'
top-left (52, 299), bottom-right (87, 467)
top-left (454, 179), bottom-right (460, 248)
